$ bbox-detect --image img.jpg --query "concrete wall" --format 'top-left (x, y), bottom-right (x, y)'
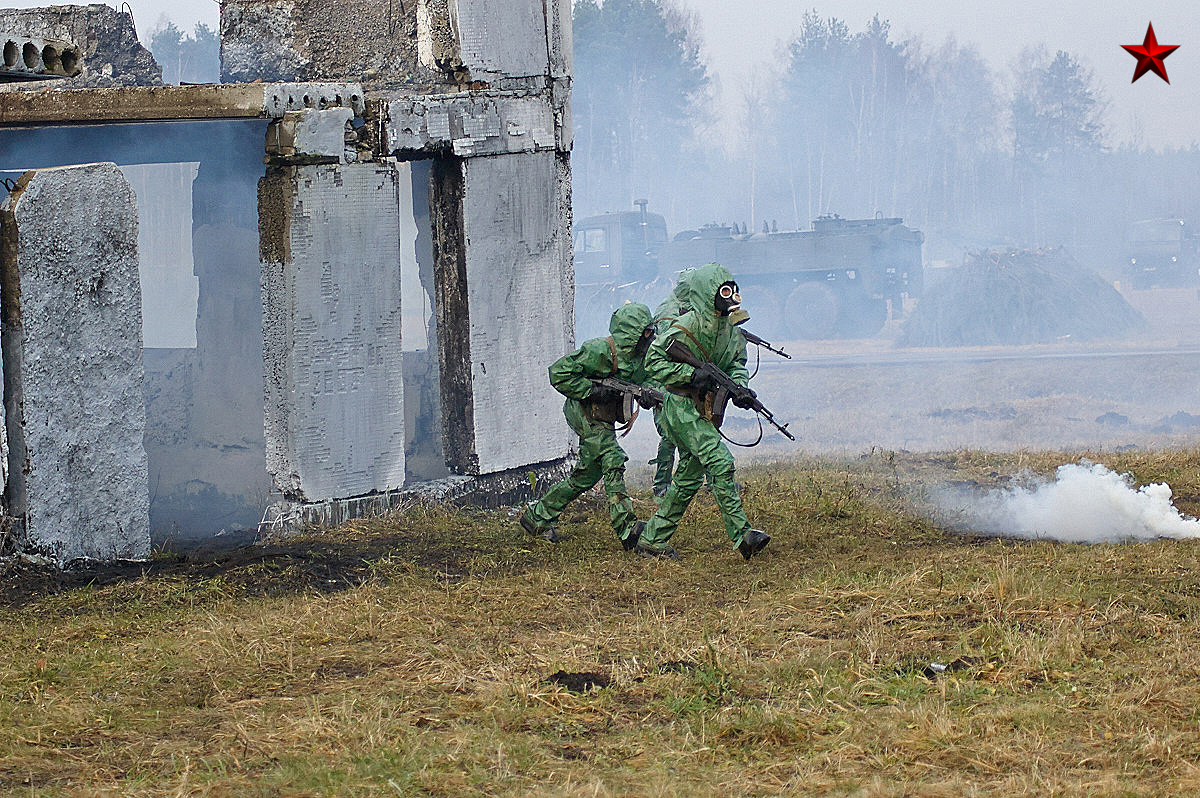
top-left (222, 0), bottom-right (434, 89)
top-left (0, 0), bottom-right (576, 547)
top-left (245, 0), bottom-right (577, 501)
top-left (0, 162), bottom-right (149, 562)
top-left (221, 0), bottom-right (573, 92)
top-left (0, 5), bottom-right (162, 88)
top-left (261, 162), bottom-right (407, 501)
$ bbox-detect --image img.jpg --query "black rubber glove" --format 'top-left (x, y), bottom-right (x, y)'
top-left (731, 386), bottom-right (758, 409)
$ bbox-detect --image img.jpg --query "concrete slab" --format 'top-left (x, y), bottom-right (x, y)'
top-left (435, 151), bottom-right (573, 475)
top-left (0, 162), bottom-right (150, 562)
top-left (265, 108), bottom-right (354, 162)
top-left (385, 91), bottom-right (555, 157)
top-left (261, 162), bottom-right (407, 501)
top-left (0, 83), bottom-right (364, 126)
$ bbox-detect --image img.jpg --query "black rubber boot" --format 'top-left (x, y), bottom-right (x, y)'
top-left (621, 520), bottom-right (645, 552)
top-left (519, 509), bottom-right (560, 543)
top-left (737, 528), bottom-right (770, 560)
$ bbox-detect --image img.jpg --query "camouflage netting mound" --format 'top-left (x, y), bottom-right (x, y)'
top-left (899, 248), bottom-right (1146, 347)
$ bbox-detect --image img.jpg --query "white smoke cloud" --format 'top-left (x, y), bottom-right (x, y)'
top-left (933, 461), bottom-right (1200, 543)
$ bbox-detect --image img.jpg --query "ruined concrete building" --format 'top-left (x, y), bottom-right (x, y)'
top-left (0, 2), bottom-right (575, 563)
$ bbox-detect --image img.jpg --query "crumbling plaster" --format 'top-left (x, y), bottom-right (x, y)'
top-left (384, 91), bottom-right (555, 157)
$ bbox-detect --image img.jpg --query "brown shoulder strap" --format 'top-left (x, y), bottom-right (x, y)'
top-left (605, 336), bottom-right (619, 375)
top-left (670, 322), bottom-right (712, 361)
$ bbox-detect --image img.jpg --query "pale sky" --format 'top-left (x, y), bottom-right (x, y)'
top-left (5, 0), bottom-right (1196, 149)
top-left (683, 0), bottom-right (1200, 150)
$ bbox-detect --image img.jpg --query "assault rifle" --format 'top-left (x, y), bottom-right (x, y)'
top-left (665, 339), bottom-right (796, 441)
top-left (592, 377), bottom-right (663, 409)
top-left (588, 377), bottom-right (663, 426)
top-left (740, 329), bottom-right (791, 359)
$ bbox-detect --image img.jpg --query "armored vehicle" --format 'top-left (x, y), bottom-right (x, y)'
top-left (573, 202), bottom-right (923, 340)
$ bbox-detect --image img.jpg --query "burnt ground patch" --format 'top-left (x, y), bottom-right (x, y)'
top-left (0, 515), bottom-right (519, 608)
top-left (546, 670), bottom-right (611, 692)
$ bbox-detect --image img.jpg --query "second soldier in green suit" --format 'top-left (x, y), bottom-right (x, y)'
top-left (520, 302), bottom-right (656, 548)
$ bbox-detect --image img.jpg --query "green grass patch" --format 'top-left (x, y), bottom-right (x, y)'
top-left (2, 450), bottom-right (1200, 795)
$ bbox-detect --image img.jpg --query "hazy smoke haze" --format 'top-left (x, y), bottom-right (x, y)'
top-left (933, 461), bottom-right (1200, 543)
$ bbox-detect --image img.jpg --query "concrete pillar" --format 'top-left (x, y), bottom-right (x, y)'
top-left (0, 162), bottom-right (150, 562)
top-left (260, 161), bottom-right (407, 501)
top-left (431, 150), bottom-right (573, 475)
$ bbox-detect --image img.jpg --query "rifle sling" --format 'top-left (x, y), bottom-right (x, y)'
top-left (669, 322), bottom-right (712, 362)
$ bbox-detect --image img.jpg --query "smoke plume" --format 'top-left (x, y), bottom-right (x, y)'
top-left (934, 461), bottom-right (1200, 543)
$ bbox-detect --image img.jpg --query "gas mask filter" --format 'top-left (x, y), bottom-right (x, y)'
top-left (634, 326), bottom-right (654, 357)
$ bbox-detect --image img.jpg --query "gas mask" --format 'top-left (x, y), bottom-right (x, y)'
top-left (714, 281), bottom-right (745, 322)
top-left (634, 326), bottom-right (654, 357)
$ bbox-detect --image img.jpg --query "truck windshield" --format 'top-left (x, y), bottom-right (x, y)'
top-left (574, 227), bottom-right (608, 254)
top-left (1130, 219), bottom-right (1184, 244)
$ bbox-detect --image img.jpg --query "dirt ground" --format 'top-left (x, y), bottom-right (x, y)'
top-left (0, 519), bottom-right (502, 609)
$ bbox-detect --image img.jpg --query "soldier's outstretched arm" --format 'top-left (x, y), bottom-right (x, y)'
top-left (548, 338), bottom-right (610, 400)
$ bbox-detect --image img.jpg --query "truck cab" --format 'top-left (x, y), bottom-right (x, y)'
top-left (573, 207), bottom-right (668, 288)
top-left (1126, 218), bottom-right (1200, 288)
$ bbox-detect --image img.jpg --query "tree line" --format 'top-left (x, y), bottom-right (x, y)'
top-left (571, 0), bottom-right (1200, 270)
top-left (148, 20), bottom-right (220, 85)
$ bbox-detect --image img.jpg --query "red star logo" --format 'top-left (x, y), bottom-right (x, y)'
top-left (1122, 23), bottom-right (1179, 83)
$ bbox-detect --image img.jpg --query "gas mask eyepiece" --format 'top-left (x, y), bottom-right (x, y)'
top-left (714, 281), bottom-right (742, 317)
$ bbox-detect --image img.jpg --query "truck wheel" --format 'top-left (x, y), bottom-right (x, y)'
top-left (836, 296), bottom-right (888, 338)
top-left (784, 282), bottom-right (840, 339)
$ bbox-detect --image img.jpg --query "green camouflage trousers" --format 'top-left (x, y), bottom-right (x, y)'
top-left (527, 399), bottom-right (636, 541)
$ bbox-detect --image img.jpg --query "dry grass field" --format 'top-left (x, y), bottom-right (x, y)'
top-left (4, 449), bottom-right (1200, 796)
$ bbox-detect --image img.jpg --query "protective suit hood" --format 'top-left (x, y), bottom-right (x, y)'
top-left (608, 302), bottom-right (653, 356)
top-left (684, 263), bottom-right (736, 323)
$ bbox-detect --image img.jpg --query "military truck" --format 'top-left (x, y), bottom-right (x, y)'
top-left (1125, 218), bottom-right (1200, 289)
top-left (573, 202), bottom-right (924, 340)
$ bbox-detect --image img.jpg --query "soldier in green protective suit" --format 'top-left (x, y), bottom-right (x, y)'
top-left (519, 302), bottom-right (656, 548)
top-left (633, 263), bottom-right (770, 561)
top-left (647, 273), bottom-right (694, 498)
top-left (649, 269), bottom-right (750, 498)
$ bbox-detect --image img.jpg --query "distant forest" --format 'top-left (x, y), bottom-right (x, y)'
top-left (572, 0), bottom-right (1200, 270)
top-left (148, 3), bottom-right (1200, 270)
top-left (147, 20), bottom-right (219, 86)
